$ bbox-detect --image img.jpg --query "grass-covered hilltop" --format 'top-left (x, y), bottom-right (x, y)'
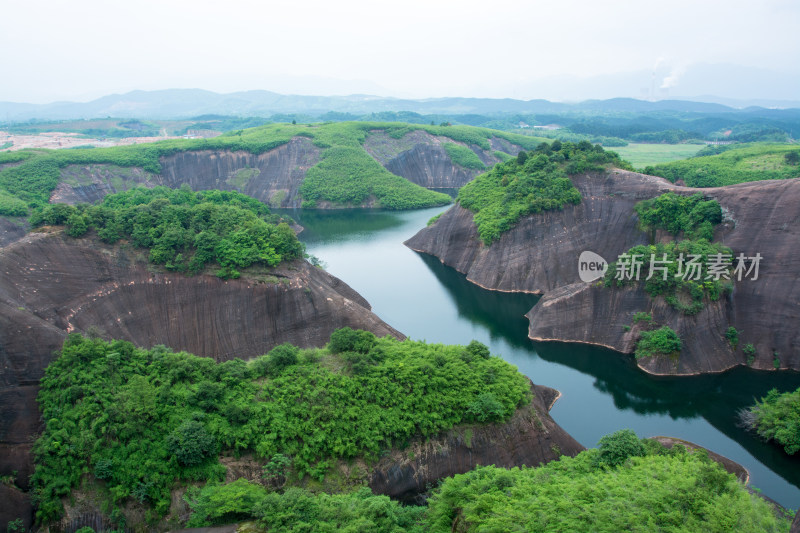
top-left (0, 122), bottom-right (553, 216)
top-left (456, 140), bottom-right (631, 243)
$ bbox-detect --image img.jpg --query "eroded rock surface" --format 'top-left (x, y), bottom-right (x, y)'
top-left (406, 170), bottom-right (800, 374)
top-left (369, 383), bottom-right (584, 502)
top-left (364, 130), bottom-right (520, 189)
top-left (50, 137), bottom-right (321, 208)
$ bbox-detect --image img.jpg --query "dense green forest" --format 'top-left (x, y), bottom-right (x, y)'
top-left (0, 121), bottom-right (554, 214)
top-left (456, 140), bottom-right (631, 244)
top-left (643, 143), bottom-right (800, 187)
top-left (30, 186), bottom-right (304, 278)
top-left (175, 431), bottom-right (788, 531)
top-left (31, 332), bottom-right (529, 522)
top-left (741, 387), bottom-right (800, 455)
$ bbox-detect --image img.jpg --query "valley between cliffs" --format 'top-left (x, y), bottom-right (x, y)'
top-left (406, 170), bottom-right (800, 375)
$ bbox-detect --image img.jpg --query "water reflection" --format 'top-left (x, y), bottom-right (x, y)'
top-left (416, 253), bottom-right (539, 349)
top-left (420, 248), bottom-right (800, 491)
top-left (278, 208), bottom-right (404, 244)
top-left (294, 206), bottom-right (800, 507)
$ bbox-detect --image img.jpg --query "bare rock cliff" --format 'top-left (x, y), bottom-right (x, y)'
top-left (50, 137), bottom-right (321, 208)
top-left (364, 130), bottom-right (523, 189)
top-left (406, 170), bottom-right (800, 374)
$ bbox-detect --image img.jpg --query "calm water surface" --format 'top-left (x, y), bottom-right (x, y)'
top-left (282, 206), bottom-right (800, 509)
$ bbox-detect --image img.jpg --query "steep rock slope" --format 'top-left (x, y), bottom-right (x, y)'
top-left (363, 130), bottom-right (520, 188)
top-left (406, 170), bottom-right (800, 374)
top-left (46, 130), bottom-right (527, 211)
top-left (0, 217), bottom-right (25, 247)
top-left (0, 230), bottom-right (401, 516)
top-left (50, 137), bottom-right (321, 207)
top-left (369, 383), bottom-right (583, 502)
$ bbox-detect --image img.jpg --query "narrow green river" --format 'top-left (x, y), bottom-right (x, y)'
top-left (282, 206), bottom-right (800, 510)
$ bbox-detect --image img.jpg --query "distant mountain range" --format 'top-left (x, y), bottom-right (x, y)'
top-left (2, 89), bottom-right (799, 123)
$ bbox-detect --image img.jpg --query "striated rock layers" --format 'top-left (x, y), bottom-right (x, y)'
top-left (48, 131), bottom-right (526, 209)
top-left (0, 230), bottom-right (402, 527)
top-left (369, 383), bottom-right (583, 502)
top-left (406, 170), bottom-right (800, 375)
top-left (363, 130), bottom-right (520, 189)
top-left (50, 137), bottom-right (322, 208)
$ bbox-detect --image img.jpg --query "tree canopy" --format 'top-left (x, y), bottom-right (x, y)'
top-left (31, 186), bottom-right (304, 278)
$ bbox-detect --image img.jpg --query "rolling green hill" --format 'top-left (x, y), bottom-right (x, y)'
top-left (643, 143), bottom-right (800, 187)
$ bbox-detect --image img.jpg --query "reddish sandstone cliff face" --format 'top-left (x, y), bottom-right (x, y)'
top-left (0, 231), bottom-right (403, 527)
top-left (406, 170), bottom-right (800, 375)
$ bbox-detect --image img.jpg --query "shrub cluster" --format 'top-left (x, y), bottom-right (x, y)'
top-left (185, 481), bottom-right (426, 531)
top-left (742, 387), bottom-right (800, 455)
top-left (424, 435), bottom-right (787, 532)
top-left (180, 430), bottom-right (786, 532)
top-left (634, 192), bottom-right (722, 240)
top-left (635, 326), bottom-right (682, 359)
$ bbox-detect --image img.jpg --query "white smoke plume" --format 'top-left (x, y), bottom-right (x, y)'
top-left (660, 65), bottom-right (686, 89)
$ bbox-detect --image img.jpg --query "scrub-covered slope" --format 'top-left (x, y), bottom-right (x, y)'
top-left (28, 333), bottom-right (582, 530)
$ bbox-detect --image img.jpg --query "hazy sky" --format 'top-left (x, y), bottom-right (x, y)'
top-left (2, 0), bottom-right (798, 103)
